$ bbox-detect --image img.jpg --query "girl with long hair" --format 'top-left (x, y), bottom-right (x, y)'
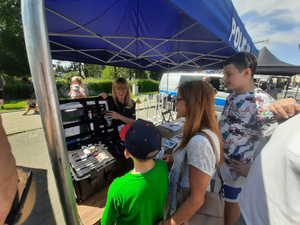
top-left (160, 80), bottom-right (224, 224)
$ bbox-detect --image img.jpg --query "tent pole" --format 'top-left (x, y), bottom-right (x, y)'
top-left (21, 1), bottom-right (81, 224)
top-left (167, 64), bottom-right (170, 95)
top-left (284, 78), bottom-right (291, 98)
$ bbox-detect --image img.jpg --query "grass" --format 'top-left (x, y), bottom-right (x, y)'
top-left (132, 91), bottom-right (158, 99)
top-left (0, 92), bottom-right (159, 112)
top-left (0, 99), bottom-right (28, 112)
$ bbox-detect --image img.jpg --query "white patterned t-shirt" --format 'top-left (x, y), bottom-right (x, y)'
top-left (219, 88), bottom-right (278, 187)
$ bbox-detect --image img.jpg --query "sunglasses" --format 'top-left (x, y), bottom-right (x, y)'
top-left (116, 88), bottom-right (127, 93)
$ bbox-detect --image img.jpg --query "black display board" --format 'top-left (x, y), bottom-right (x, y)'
top-left (59, 97), bottom-right (132, 201)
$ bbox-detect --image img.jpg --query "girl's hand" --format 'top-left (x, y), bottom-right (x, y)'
top-left (98, 93), bottom-right (108, 99)
top-left (106, 111), bottom-right (120, 120)
top-left (161, 154), bottom-right (173, 164)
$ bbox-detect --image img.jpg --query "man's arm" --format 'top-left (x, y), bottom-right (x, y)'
top-left (269, 98), bottom-right (300, 120)
top-left (0, 115), bottom-right (18, 225)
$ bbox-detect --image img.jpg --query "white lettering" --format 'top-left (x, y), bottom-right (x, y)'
top-left (234, 26), bottom-right (241, 49)
top-left (246, 44), bottom-right (251, 52)
top-left (229, 18), bottom-right (236, 42)
top-left (240, 36), bottom-right (248, 51)
top-left (229, 17), bottom-right (252, 53)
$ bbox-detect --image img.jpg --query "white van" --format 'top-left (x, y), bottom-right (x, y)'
top-left (158, 72), bottom-right (230, 119)
top-left (159, 72), bottom-right (225, 96)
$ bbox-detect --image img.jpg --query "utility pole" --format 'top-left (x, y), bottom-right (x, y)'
top-left (254, 38), bottom-right (269, 45)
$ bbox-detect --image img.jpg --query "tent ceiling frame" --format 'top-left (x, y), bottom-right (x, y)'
top-left (46, 7), bottom-right (229, 70)
top-left (46, 7), bottom-right (137, 58)
top-left (49, 32), bottom-right (223, 44)
top-left (51, 35), bottom-right (229, 71)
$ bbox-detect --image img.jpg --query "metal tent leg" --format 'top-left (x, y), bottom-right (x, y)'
top-left (21, 1), bottom-right (81, 224)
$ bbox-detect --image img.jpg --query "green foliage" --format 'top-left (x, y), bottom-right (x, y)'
top-left (0, 0), bottom-right (30, 76)
top-left (54, 64), bottom-right (66, 73)
top-left (131, 91), bottom-right (158, 99)
top-left (131, 79), bottom-right (159, 92)
top-left (116, 67), bottom-right (133, 79)
top-left (149, 71), bottom-right (163, 81)
top-left (135, 69), bottom-right (149, 79)
top-left (55, 78), bottom-right (70, 98)
top-left (102, 66), bottom-right (116, 79)
top-left (62, 71), bottom-right (80, 81)
top-left (4, 84), bottom-right (34, 100)
top-left (85, 79), bottom-right (113, 96)
top-left (83, 64), bottom-right (105, 78)
top-left (2, 73), bottom-right (159, 99)
top-left (1, 74), bottom-right (35, 99)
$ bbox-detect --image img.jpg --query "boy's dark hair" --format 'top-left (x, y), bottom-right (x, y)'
top-left (223, 52), bottom-right (257, 77)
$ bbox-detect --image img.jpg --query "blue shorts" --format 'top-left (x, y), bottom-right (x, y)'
top-left (223, 184), bottom-right (242, 202)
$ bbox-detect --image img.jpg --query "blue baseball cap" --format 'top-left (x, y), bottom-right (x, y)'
top-left (119, 119), bottom-right (162, 159)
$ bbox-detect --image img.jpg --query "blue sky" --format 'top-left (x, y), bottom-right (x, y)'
top-left (232, 0), bottom-right (300, 65)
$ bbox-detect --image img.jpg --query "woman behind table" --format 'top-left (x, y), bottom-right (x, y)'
top-left (98, 78), bottom-right (136, 131)
top-left (160, 80), bottom-right (224, 225)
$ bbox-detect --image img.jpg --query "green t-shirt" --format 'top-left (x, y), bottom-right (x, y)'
top-left (101, 159), bottom-right (169, 225)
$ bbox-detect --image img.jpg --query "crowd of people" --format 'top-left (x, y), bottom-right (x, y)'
top-left (100, 52), bottom-right (300, 225)
top-left (1, 52), bottom-right (300, 225)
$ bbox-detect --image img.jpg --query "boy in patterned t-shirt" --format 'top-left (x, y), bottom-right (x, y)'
top-left (219, 52), bottom-right (278, 225)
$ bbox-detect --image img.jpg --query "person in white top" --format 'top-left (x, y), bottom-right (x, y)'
top-left (238, 98), bottom-right (300, 225)
top-left (158, 80), bottom-right (224, 225)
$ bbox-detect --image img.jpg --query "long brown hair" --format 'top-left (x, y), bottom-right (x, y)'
top-left (177, 80), bottom-right (224, 164)
top-left (112, 78), bottom-right (133, 107)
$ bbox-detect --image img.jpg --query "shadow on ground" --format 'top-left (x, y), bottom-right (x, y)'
top-left (17, 166), bottom-right (56, 225)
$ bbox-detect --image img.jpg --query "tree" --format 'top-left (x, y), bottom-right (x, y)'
top-left (83, 64), bottom-right (105, 78)
top-left (117, 67), bottom-right (132, 79)
top-left (0, 0), bottom-right (30, 77)
top-left (149, 71), bottom-right (163, 81)
top-left (134, 69), bottom-right (149, 79)
top-left (102, 66), bottom-right (115, 79)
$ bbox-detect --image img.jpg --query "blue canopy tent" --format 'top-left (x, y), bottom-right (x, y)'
top-left (21, 1), bottom-right (258, 224)
top-left (45, 0), bottom-right (258, 71)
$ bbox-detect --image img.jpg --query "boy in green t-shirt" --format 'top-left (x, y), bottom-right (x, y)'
top-left (101, 119), bottom-right (169, 225)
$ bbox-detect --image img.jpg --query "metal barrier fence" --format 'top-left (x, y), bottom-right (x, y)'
top-left (135, 94), bottom-right (178, 125)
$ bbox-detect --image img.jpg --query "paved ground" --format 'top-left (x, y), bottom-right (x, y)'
top-left (1, 103), bottom-right (246, 225)
top-left (2, 111), bottom-right (65, 225)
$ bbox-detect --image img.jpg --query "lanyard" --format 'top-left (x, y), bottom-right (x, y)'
top-left (116, 102), bottom-right (126, 115)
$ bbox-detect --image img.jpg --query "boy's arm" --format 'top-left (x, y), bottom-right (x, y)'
top-left (101, 191), bottom-right (120, 225)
